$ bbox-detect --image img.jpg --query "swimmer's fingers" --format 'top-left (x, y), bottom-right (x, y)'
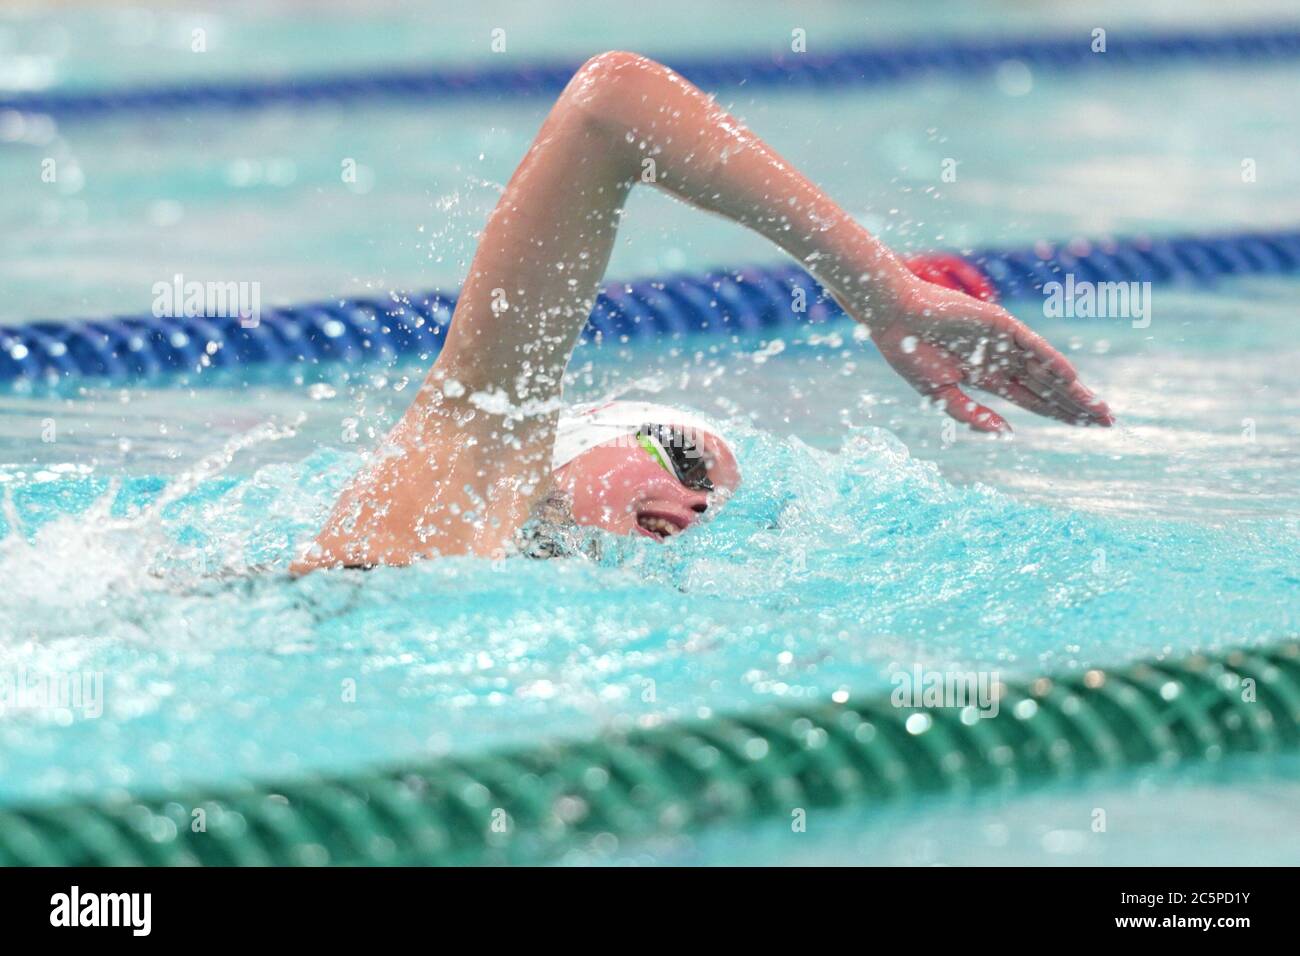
top-left (978, 373), bottom-right (1090, 426)
top-left (876, 325), bottom-right (1008, 434)
top-left (975, 305), bottom-right (1114, 426)
top-left (929, 383), bottom-right (1009, 434)
top-left (970, 344), bottom-right (1111, 425)
top-left (1016, 357), bottom-right (1114, 425)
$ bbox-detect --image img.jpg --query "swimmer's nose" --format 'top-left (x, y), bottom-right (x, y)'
top-left (687, 491), bottom-right (709, 514)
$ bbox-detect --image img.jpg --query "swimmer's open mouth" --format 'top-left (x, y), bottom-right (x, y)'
top-left (635, 510), bottom-right (690, 540)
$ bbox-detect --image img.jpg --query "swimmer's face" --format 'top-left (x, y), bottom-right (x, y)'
top-left (552, 430), bottom-right (740, 540)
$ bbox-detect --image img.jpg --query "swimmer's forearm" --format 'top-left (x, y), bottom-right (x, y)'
top-left (565, 53), bottom-right (916, 324)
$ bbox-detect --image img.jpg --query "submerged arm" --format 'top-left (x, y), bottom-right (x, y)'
top-left (294, 51), bottom-right (1109, 571)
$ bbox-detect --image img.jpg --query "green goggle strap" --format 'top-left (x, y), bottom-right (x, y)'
top-left (636, 432), bottom-right (673, 476)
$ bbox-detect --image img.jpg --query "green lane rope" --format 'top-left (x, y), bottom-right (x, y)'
top-left (1, 640), bottom-right (1296, 866)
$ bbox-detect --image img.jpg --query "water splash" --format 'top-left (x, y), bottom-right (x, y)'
top-left (0, 419), bottom-right (1295, 806)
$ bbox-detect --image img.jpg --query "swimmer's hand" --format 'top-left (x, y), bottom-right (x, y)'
top-left (864, 279), bottom-right (1113, 434)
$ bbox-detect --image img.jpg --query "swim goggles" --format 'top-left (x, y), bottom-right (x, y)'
top-left (635, 424), bottom-right (714, 491)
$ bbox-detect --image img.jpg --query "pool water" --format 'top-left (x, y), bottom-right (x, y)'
top-left (588, 753), bottom-right (1300, 866)
top-left (1, 0), bottom-right (1298, 864)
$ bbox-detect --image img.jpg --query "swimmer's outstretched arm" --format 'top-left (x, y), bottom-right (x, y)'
top-left (294, 51), bottom-right (1111, 571)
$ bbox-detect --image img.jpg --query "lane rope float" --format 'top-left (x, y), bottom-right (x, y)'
top-left (3, 227), bottom-right (1298, 387)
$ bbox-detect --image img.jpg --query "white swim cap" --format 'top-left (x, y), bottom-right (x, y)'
top-left (551, 400), bottom-right (729, 472)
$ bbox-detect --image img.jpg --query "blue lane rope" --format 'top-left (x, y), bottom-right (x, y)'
top-left (4, 26), bottom-right (1300, 118)
top-left (3, 227), bottom-right (1299, 386)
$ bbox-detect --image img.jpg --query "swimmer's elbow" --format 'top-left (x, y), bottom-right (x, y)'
top-left (576, 50), bottom-right (661, 77)
top-left (290, 537), bottom-right (374, 575)
top-left (562, 50), bottom-right (671, 124)
top-left (289, 551), bottom-right (328, 576)
top-left (288, 555), bottom-right (318, 576)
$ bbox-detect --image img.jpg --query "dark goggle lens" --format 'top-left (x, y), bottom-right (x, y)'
top-left (638, 424), bottom-right (714, 492)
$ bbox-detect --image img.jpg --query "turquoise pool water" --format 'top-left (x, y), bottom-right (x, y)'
top-left (1, 1), bottom-right (1298, 864)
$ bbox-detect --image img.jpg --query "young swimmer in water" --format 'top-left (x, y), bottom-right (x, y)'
top-left (292, 51), bottom-right (1111, 572)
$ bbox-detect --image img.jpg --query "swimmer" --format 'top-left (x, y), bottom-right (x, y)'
top-left (292, 51), bottom-right (1111, 572)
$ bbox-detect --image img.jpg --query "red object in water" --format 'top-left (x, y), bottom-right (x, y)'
top-left (903, 252), bottom-right (999, 303)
